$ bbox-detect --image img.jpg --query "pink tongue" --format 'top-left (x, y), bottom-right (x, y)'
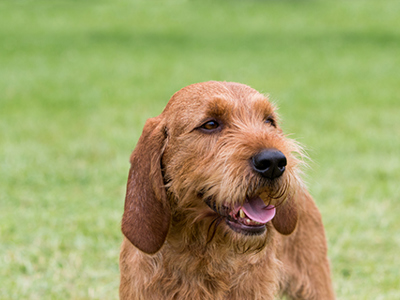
top-left (242, 197), bottom-right (276, 223)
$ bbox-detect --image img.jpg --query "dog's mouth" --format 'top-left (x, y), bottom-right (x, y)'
top-left (204, 196), bottom-right (276, 236)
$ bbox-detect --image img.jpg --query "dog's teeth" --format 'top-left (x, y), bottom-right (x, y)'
top-left (239, 209), bottom-right (245, 219)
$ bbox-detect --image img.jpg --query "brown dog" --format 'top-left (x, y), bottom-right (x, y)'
top-left (119, 81), bottom-right (335, 300)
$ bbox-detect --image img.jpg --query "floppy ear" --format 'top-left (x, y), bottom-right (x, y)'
top-left (121, 116), bottom-right (170, 254)
top-left (272, 193), bottom-right (298, 235)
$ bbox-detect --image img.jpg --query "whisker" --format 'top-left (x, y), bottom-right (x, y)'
top-left (206, 216), bottom-right (223, 244)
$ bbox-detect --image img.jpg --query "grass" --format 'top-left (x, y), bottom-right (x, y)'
top-left (1, 0), bottom-right (400, 299)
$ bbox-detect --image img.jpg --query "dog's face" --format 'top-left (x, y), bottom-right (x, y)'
top-left (122, 82), bottom-right (303, 254)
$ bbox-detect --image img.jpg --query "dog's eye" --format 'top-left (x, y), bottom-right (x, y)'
top-left (265, 117), bottom-right (276, 127)
top-left (200, 120), bottom-right (220, 131)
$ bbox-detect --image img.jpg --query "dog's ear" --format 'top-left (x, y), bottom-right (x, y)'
top-left (272, 193), bottom-right (298, 235)
top-left (121, 116), bottom-right (170, 254)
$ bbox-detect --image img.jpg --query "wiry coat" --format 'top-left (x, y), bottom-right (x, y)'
top-left (119, 82), bottom-right (335, 300)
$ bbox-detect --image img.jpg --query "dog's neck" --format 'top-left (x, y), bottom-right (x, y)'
top-left (123, 203), bottom-right (282, 299)
top-left (135, 237), bottom-right (280, 299)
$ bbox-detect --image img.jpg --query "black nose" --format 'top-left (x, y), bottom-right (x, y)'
top-left (251, 149), bottom-right (287, 179)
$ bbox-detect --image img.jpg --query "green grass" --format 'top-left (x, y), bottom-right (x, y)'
top-left (1, 0), bottom-right (400, 299)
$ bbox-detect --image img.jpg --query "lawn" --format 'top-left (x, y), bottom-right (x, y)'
top-left (1, 0), bottom-right (399, 299)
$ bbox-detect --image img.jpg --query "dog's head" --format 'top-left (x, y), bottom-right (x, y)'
top-left (122, 81), bottom-right (304, 254)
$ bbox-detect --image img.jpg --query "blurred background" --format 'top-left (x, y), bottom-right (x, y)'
top-left (1, 0), bottom-right (399, 299)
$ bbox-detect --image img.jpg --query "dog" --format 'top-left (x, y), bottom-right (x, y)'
top-left (119, 81), bottom-right (335, 300)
